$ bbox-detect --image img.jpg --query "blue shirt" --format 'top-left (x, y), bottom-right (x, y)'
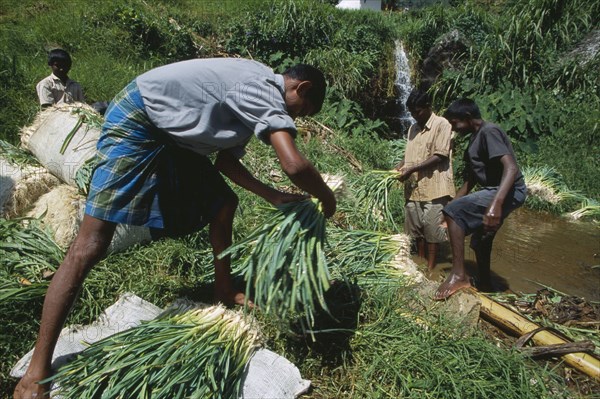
top-left (136, 58), bottom-right (297, 158)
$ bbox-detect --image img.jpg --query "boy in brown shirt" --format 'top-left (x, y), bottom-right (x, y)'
top-left (396, 89), bottom-right (455, 270)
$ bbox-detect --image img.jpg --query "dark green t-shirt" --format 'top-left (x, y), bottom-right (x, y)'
top-left (464, 121), bottom-right (525, 188)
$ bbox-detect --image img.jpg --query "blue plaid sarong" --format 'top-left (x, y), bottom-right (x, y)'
top-left (85, 80), bottom-right (234, 237)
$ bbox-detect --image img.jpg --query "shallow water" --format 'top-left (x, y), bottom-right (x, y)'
top-left (427, 208), bottom-right (600, 302)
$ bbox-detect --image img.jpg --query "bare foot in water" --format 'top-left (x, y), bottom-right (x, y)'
top-left (434, 273), bottom-right (472, 300)
top-left (13, 371), bottom-right (51, 399)
top-left (215, 290), bottom-right (255, 309)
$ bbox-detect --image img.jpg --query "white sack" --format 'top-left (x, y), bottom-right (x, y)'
top-left (21, 103), bottom-right (100, 186)
top-left (28, 184), bottom-right (152, 253)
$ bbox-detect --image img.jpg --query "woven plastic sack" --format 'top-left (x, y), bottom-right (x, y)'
top-left (27, 185), bottom-right (152, 253)
top-left (20, 103), bottom-right (100, 186)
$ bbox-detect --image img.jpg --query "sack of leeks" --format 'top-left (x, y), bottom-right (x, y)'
top-left (221, 197), bottom-right (330, 331)
top-left (46, 304), bottom-right (260, 399)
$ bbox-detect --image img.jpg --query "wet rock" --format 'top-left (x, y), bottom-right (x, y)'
top-left (415, 279), bottom-right (481, 335)
top-left (565, 29), bottom-right (600, 65)
top-left (420, 29), bottom-right (470, 88)
top-left (392, 255), bottom-right (481, 334)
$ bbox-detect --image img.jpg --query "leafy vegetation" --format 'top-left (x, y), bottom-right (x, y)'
top-left (223, 199), bottom-right (331, 330)
top-left (48, 304), bottom-right (260, 399)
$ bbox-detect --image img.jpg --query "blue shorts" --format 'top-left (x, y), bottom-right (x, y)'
top-left (443, 185), bottom-right (526, 248)
top-left (85, 80), bottom-right (235, 237)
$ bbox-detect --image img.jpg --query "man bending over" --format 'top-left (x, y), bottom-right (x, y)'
top-left (15, 58), bottom-right (336, 398)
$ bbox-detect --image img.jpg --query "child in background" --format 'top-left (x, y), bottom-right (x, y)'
top-left (36, 49), bottom-right (85, 107)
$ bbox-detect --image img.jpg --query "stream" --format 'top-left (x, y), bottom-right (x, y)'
top-left (428, 208), bottom-right (600, 302)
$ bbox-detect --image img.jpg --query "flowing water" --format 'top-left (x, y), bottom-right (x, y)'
top-left (388, 41), bottom-right (415, 135)
top-left (428, 208), bottom-right (600, 301)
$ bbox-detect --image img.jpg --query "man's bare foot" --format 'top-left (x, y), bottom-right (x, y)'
top-left (434, 273), bottom-right (472, 300)
top-left (13, 372), bottom-right (51, 399)
top-left (215, 290), bottom-right (255, 309)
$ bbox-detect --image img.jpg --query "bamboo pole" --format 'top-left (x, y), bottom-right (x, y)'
top-left (474, 289), bottom-right (600, 381)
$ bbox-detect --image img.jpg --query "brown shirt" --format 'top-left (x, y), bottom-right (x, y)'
top-left (403, 112), bottom-right (455, 201)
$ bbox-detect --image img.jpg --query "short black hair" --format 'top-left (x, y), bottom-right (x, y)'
top-left (406, 88), bottom-right (431, 109)
top-left (444, 98), bottom-right (482, 120)
top-left (47, 49), bottom-right (72, 66)
top-left (283, 64), bottom-right (327, 114)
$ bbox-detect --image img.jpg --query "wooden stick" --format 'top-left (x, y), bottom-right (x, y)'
top-left (473, 289), bottom-right (600, 381)
top-left (519, 341), bottom-right (596, 359)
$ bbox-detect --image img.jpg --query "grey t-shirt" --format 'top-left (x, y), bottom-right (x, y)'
top-left (464, 121), bottom-right (524, 187)
top-left (136, 58), bottom-right (297, 158)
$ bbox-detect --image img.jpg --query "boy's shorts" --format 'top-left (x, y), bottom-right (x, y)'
top-left (85, 80), bottom-right (235, 238)
top-left (443, 185), bottom-right (527, 248)
top-left (404, 197), bottom-right (449, 244)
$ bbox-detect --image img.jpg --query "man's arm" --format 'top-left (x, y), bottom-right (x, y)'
top-left (454, 178), bottom-right (475, 199)
top-left (398, 154), bottom-right (446, 182)
top-left (214, 150), bottom-right (306, 206)
top-left (268, 130), bottom-right (336, 217)
top-left (483, 154), bottom-right (519, 231)
top-left (393, 160), bottom-right (405, 171)
top-left (71, 82), bottom-right (85, 103)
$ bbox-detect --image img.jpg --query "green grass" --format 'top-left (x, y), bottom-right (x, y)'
top-left (260, 285), bottom-right (573, 399)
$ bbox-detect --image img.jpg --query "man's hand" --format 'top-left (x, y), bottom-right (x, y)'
top-left (398, 166), bottom-right (414, 182)
top-left (483, 204), bottom-right (502, 232)
top-left (319, 195), bottom-right (336, 218)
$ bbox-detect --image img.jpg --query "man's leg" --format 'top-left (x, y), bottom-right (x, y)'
top-left (434, 215), bottom-right (472, 300)
top-left (209, 195), bottom-right (249, 307)
top-left (473, 232), bottom-right (495, 292)
top-left (417, 238), bottom-right (426, 259)
top-left (423, 200), bottom-right (447, 271)
top-left (405, 201), bottom-right (425, 260)
top-left (14, 215), bottom-right (116, 399)
top-left (426, 242), bottom-right (438, 271)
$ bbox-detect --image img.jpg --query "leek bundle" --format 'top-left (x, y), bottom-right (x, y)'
top-left (48, 304), bottom-right (260, 399)
top-left (223, 199), bottom-right (329, 328)
top-left (74, 156), bottom-right (97, 195)
top-left (0, 217), bottom-right (63, 304)
top-left (327, 229), bottom-right (410, 285)
top-left (0, 139), bottom-right (38, 166)
top-left (522, 165), bottom-right (577, 205)
top-left (355, 169), bottom-right (401, 230)
top-left (567, 198), bottom-right (600, 220)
